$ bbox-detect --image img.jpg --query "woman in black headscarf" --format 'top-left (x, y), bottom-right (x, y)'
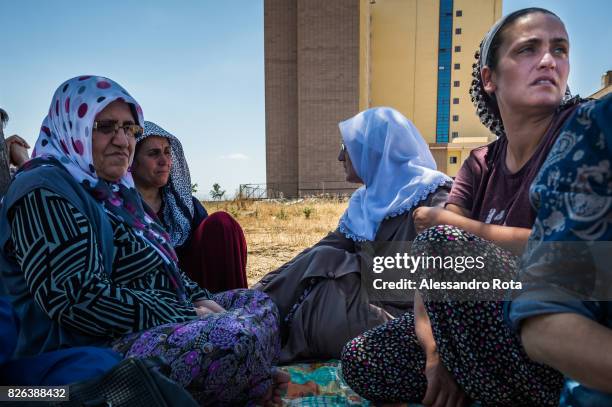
top-left (341, 8), bottom-right (588, 406)
top-left (132, 121), bottom-right (248, 292)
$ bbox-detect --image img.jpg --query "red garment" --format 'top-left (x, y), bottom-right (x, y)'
top-left (179, 211), bottom-right (248, 293)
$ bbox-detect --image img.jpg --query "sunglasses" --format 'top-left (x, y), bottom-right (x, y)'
top-left (93, 120), bottom-right (144, 137)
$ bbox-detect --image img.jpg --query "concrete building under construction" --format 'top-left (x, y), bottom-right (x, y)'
top-left (265, 0), bottom-right (502, 197)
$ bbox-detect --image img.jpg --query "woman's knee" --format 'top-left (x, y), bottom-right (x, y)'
top-left (415, 224), bottom-right (471, 243)
top-left (340, 335), bottom-right (370, 393)
top-left (202, 211), bottom-right (243, 233)
top-left (216, 289), bottom-right (279, 318)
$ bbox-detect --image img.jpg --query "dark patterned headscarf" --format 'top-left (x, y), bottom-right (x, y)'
top-left (469, 8), bottom-right (579, 138)
top-left (136, 121), bottom-right (194, 247)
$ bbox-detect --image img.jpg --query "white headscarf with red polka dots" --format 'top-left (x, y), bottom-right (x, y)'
top-left (29, 77), bottom-right (188, 297)
top-left (32, 75), bottom-right (144, 189)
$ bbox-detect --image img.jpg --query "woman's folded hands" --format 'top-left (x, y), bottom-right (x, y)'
top-left (194, 299), bottom-right (226, 316)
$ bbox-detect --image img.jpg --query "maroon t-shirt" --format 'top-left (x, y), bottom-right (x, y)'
top-left (447, 105), bottom-right (579, 228)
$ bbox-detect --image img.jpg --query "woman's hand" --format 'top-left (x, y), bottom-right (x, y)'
top-left (5, 134), bottom-right (30, 167)
top-left (422, 357), bottom-right (469, 407)
top-left (413, 207), bottom-right (445, 234)
top-left (413, 291), bottom-right (468, 407)
top-left (413, 205), bottom-right (530, 255)
top-left (194, 299), bottom-right (225, 316)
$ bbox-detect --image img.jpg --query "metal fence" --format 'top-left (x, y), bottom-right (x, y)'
top-left (238, 182), bottom-right (357, 200)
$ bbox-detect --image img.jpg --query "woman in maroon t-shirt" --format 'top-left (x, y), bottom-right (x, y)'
top-left (412, 16), bottom-right (581, 253)
top-left (341, 8), bottom-right (587, 406)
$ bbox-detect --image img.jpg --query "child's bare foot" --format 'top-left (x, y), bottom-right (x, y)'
top-left (258, 368), bottom-right (290, 406)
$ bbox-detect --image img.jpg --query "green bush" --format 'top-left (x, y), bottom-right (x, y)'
top-left (303, 206), bottom-right (314, 219)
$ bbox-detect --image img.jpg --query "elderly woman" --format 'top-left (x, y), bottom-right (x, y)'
top-left (341, 8), bottom-right (588, 406)
top-left (0, 76), bottom-right (286, 406)
top-left (255, 107), bottom-right (452, 363)
top-left (131, 121), bottom-right (248, 292)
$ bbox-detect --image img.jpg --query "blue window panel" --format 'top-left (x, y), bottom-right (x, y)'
top-left (435, 0), bottom-right (453, 143)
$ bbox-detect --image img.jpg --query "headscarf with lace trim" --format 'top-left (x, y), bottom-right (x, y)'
top-left (338, 107), bottom-right (452, 242)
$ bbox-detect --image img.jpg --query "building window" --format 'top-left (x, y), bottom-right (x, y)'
top-left (454, 45), bottom-right (461, 52)
top-left (453, 81), bottom-right (460, 87)
top-left (449, 156), bottom-right (458, 164)
top-left (455, 28), bottom-right (462, 35)
top-left (454, 63), bottom-right (460, 69)
top-left (453, 98), bottom-right (459, 104)
top-left (456, 10), bottom-right (462, 17)
top-left (435, 0), bottom-right (454, 144)
top-left (452, 131), bottom-right (459, 138)
top-left (452, 115), bottom-right (459, 122)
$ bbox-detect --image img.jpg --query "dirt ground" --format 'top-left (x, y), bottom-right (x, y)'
top-left (204, 197), bottom-right (348, 286)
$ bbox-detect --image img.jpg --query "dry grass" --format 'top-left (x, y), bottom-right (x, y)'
top-left (204, 198), bottom-right (348, 286)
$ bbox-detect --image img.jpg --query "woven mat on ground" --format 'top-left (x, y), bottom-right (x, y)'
top-left (278, 360), bottom-right (450, 406)
top-left (276, 360), bottom-right (493, 406)
top-left (278, 360), bottom-right (369, 406)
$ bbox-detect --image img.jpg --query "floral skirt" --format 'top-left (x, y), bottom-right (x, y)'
top-left (341, 225), bottom-right (563, 406)
top-left (113, 289), bottom-right (280, 406)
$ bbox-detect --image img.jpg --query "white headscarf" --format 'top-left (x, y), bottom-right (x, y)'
top-left (32, 75), bottom-right (143, 188)
top-left (338, 107), bottom-right (452, 241)
top-left (26, 77), bottom-right (189, 300)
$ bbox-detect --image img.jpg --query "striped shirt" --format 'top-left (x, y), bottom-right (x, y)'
top-left (9, 188), bottom-right (210, 337)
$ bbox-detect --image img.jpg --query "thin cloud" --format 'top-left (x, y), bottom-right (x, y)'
top-left (220, 153), bottom-right (249, 160)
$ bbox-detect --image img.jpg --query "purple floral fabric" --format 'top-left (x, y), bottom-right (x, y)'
top-left (112, 289), bottom-right (280, 406)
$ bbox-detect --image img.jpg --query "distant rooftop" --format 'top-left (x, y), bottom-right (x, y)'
top-left (589, 70), bottom-right (612, 99)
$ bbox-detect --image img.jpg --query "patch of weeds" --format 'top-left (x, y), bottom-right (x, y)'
top-left (303, 206), bottom-right (314, 219)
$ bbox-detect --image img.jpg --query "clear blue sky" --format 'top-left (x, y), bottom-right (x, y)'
top-left (1, 1), bottom-right (610, 199)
